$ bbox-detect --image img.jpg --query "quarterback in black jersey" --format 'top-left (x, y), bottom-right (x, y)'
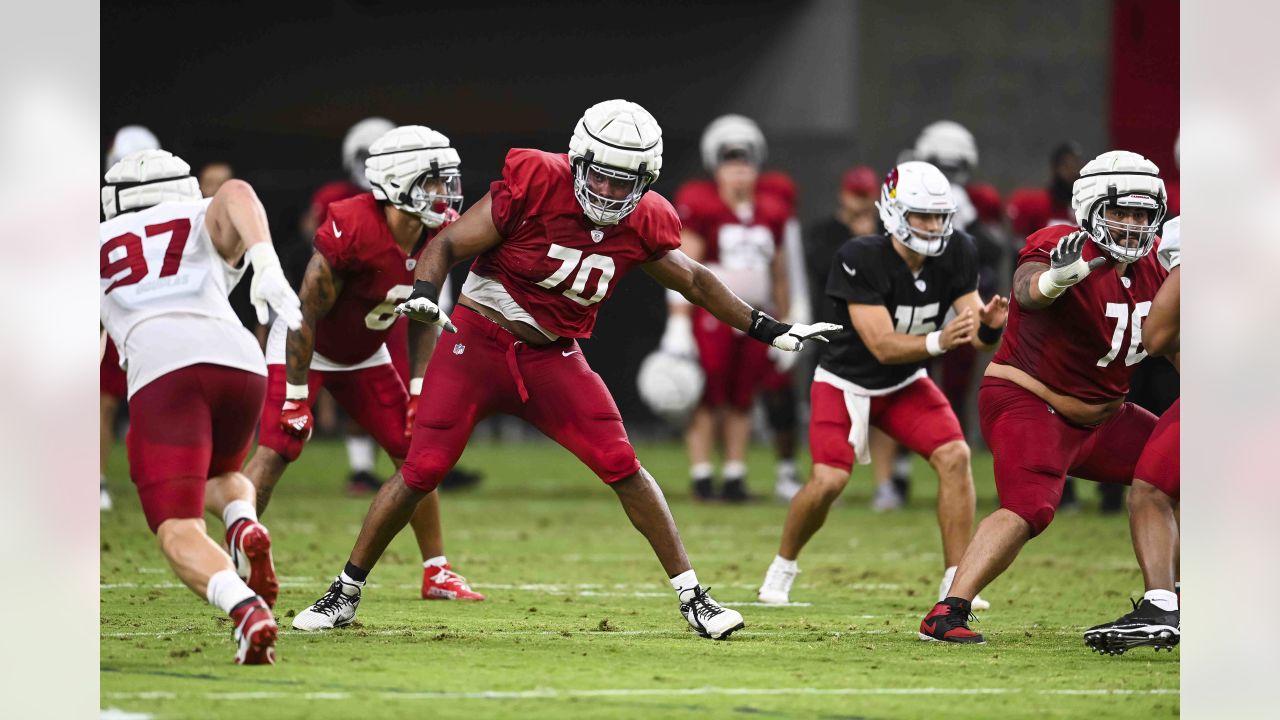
top-left (758, 162), bottom-right (1008, 612)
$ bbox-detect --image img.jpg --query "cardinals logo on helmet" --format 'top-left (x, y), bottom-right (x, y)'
top-left (885, 167), bottom-right (900, 199)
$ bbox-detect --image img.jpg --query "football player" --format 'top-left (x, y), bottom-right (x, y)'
top-left (663, 115), bottom-right (795, 502)
top-left (293, 99), bottom-right (840, 640)
top-left (100, 149), bottom-right (302, 664)
top-left (758, 162), bottom-right (1006, 609)
top-left (242, 125), bottom-right (483, 602)
top-left (1085, 215), bottom-right (1180, 654)
top-left (919, 151), bottom-right (1169, 644)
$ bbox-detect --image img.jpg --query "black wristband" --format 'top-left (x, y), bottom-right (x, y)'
top-left (747, 309), bottom-right (789, 344)
top-left (411, 279), bottom-right (440, 304)
top-left (978, 322), bottom-right (1004, 345)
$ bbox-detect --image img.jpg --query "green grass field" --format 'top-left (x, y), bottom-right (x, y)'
top-left (101, 438), bottom-right (1178, 719)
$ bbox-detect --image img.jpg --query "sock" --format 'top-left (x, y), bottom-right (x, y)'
top-left (943, 596), bottom-right (971, 611)
top-left (670, 568), bottom-right (701, 602)
top-left (690, 462), bottom-right (714, 482)
top-left (222, 499), bottom-right (258, 530)
top-left (423, 555), bottom-right (448, 568)
top-left (207, 569), bottom-right (257, 613)
top-left (342, 561), bottom-right (369, 585)
top-left (346, 436), bottom-right (376, 473)
top-left (771, 555), bottom-right (798, 573)
top-left (775, 459), bottom-right (797, 483)
top-left (723, 460), bottom-right (747, 482)
top-left (1144, 588), bottom-right (1178, 612)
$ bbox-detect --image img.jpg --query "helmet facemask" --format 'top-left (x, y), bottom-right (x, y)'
top-left (572, 151), bottom-right (651, 226)
top-left (1086, 192), bottom-right (1165, 263)
top-left (896, 210), bottom-right (955, 257)
top-left (403, 165), bottom-right (463, 228)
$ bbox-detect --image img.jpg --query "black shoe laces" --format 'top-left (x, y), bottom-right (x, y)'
top-left (311, 581), bottom-right (357, 616)
top-left (685, 587), bottom-right (726, 621)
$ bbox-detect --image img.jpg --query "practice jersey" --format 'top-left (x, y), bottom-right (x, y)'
top-left (472, 149), bottom-right (682, 338)
top-left (992, 224), bottom-right (1169, 402)
top-left (99, 199), bottom-right (265, 397)
top-left (819, 232), bottom-right (979, 390)
top-left (674, 179), bottom-right (789, 308)
top-left (310, 193), bottom-right (449, 364)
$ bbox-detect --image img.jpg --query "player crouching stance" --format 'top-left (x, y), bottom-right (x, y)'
top-left (758, 162), bottom-right (1007, 609)
top-left (293, 99), bottom-right (839, 639)
top-left (100, 150), bottom-right (303, 663)
top-left (919, 151), bottom-right (1169, 644)
top-left (1085, 216), bottom-right (1181, 655)
top-left (242, 125), bottom-right (482, 605)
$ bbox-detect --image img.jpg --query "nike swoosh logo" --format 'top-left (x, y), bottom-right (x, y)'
top-left (842, 263), bottom-right (857, 276)
top-left (921, 621), bottom-right (937, 635)
top-left (332, 221), bottom-right (343, 238)
top-left (562, 350), bottom-right (581, 357)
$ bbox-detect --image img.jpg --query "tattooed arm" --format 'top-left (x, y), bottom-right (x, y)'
top-left (286, 253), bottom-right (343, 387)
top-left (1012, 261), bottom-right (1055, 311)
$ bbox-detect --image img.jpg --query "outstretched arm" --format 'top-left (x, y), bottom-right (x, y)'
top-left (205, 179), bottom-right (301, 328)
top-left (398, 193), bottom-right (503, 330)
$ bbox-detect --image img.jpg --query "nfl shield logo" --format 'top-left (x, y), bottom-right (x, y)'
top-left (453, 343), bottom-right (465, 355)
top-left (405, 258), bottom-right (417, 271)
top-left (590, 229), bottom-right (604, 243)
top-left (915, 279), bottom-right (927, 292)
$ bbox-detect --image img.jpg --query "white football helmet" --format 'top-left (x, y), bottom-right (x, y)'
top-left (699, 114), bottom-right (766, 173)
top-left (343, 117), bottom-right (395, 189)
top-left (1072, 150), bottom-right (1167, 263)
top-left (637, 351), bottom-right (704, 426)
top-left (365, 125), bottom-right (462, 229)
top-left (105, 125), bottom-right (161, 171)
top-left (914, 120), bottom-right (978, 184)
top-left (101, 149), bottom-right (201, 220)
top-left (568, 99), bottom-right (663, 226)
top-left (876, 161), bottom-right (957, 257)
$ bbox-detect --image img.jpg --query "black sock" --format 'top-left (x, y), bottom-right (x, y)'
top-left (944, 596), bottom-right (970, 611)
top-left (343, 561), bottom-right (370, 584)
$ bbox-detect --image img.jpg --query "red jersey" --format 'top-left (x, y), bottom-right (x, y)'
top-left (674, 178), bottom-right (789, 308)
top-left (757, 171), bottom-right (798, 215)
top-left (476, 149), bottom-right (682, 338)
top-left (312, 193), bottom-right (449, 364)
top-left (992, 225), bottom-right (1168, 403)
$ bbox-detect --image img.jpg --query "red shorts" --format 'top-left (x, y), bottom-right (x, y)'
top-left (401, 307), bottom-right (640, 492)
top-left (101, 337), bottom-right (127, 400)
top-left (127, 364), bottom-right (266, 533)
top-left (979, 377), bottom-right (1157, 536)
top-left (1134, 399), bottom-right (1179, 499)
top-left (692, 306), bottom-right (773, 410)
top-left (809, 376), bottom-right (964, 472)
top-left (258, 362), bottom-right (409, 462)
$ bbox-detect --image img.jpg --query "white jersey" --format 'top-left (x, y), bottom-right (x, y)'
top-left (99, 199), bottom-right (266, 397)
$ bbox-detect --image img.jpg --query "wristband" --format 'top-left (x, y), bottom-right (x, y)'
top-left (747, 309), bottom-right (789, 345)
top-left (1037, 271), bottom-right (1067, 298)
top-left (411, 279), bottom-right (440, 304)
top-left (409, 378), bottom-right (423, 396)
top-left (285, 382), bottom-right (309, 401)
top-left (977, 323), bottom-right (1004, 345)
top-left (925, 331), bottom-right (945, 357)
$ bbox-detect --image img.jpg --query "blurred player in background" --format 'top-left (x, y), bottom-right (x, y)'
top-left (100, 149), bottom-right (302, 663)
top-left (664, 115), bottom-right (795, 502)
top-left (293, 99), bottom-right (839, 640)
top-left (100, 125), bottom-right (162, 511)
top-left (759, 161), bottom-right (1005, 609)
top-left (1085, 214), bottom-right (1180, 655)
top-left (242, 125), bottom-right (483, 602)
top-left (199, 162), bottom-right (235, 198)
top-left (920, 151), bottom-right (1168, 644)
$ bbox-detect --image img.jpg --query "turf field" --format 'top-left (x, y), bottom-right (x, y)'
top-left (101, 438), bottom-right (1178, 719)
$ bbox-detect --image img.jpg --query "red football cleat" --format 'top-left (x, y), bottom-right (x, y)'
top-left (230, 596), bottom-right (278, 665)
top-left (227, 519), bottom-right (279, 609)
top-left (918, 600), bottom-right (985, 644)
top-left (422, 563), bottom-right (485, 601)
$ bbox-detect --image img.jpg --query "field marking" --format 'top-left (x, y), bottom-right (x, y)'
top-left (101, 579), bottom-right (901, 593)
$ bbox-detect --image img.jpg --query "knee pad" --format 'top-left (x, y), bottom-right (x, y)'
top-left (1005, 500), bottom-right (1056, 537)
top-left (401, 454), bottom-right (448, 493)
top-left (592, 441), bottom-right (641, 484)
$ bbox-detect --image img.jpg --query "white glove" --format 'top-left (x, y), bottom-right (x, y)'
top-left (659, 313), bottom-right (697, 358)
top-left (245, 243), bottom-right (302, 330)
top-left (1157, 218), bottom-right (1181, 271)
top-left (1037, 230), bottom-right (1107, 298)
top-left (770, 322), bottom-right (843, 352)
top-left (394, 296), bottom-right (457, 333)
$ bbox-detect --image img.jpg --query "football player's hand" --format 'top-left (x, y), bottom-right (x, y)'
top-left (940, 308), bottom-right (976, 351)
top-left (279, 400), bottom-right (314, 441)
top-left (771, 321), bottom-right (843, 352)
top-left (659, 314), bottom-right (698, 358)
top-left (246, 243), bottom-right (303, 330)
top-left (394, 297), bottom-right (457, 333)
top-left (1039, 231), bottom-right (1107, 297)
top-left (979, 294), bottom-right (1009, 329)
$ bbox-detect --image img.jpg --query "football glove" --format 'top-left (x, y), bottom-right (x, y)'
top-left (1037, 231), bottom-right (1107, 298)
top-left (279, 400), bottom-right (314, 441)
top-left (246, 243), bottom-right (302, 330)
top-left (748, 309), bottom-right (842, 352)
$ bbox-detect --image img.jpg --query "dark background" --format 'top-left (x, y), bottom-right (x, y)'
top-left (103, 0), bottom-right (1178, 428)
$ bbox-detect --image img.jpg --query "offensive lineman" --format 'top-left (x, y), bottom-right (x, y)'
top-left (757, 162), bottom-right (1006, 609)
top-left (293, 99), bottom-right (840, 640)
top-left (918, 151), bottom-right (1168, 644)
top-left (100, 149), bottom-right (302, 664)
top-left (242, 125), bottom-right (483, 602)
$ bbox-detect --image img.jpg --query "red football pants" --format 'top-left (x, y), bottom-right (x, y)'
top-left (808, 376), bottom-right (964, 472)
top-left (1134, 398), bottom-right (1179, 500)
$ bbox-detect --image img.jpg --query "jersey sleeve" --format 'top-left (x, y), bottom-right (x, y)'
top-left (313, 205), bottom-right (356, 272)
top-left (643, 195), bottom-right (683, 262)
top-left (950, 231), bottom-right (980, 298)
top-left (826, 240), bottom-right (887, 305)
top-left (1017, 226), bottom-right (1069, 267)
top-left (489, 149), bottom-right (551, 238)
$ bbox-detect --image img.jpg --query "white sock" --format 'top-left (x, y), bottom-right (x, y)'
top-left (338, 571), bottom-right (366, 592)
top-left (222, 499), bottom-right (258, 529)
top-left (346, 436), bottom-right (376, 473)
top-left (1144, 588), bottom-right (1178, 612)
top-left (776, 459), bottom-right (797, 481)
top-left (423, 555), bottom-right (448, 568)
top-left (723, 460), bottom-right (747, 479)
top-left (670, 569), bottom-right (701, 602)
top-left (771, 555), bottom-right (798, 573)
top-left (690, 462), bottom-right (713, 480)
top-left (207, 569), bottom-right (257, 613)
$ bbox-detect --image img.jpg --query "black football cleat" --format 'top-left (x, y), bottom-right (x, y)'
top-left (346, 470), bottom-right (383, 496)
top-left (918, 598), bottom-right (985, 644)
top-left (691, 477), bottom-right (716, 502)
top-left (1084, 598), bottom-right (1179, 655)
top-left (720, 478), bottom-right (754, 503)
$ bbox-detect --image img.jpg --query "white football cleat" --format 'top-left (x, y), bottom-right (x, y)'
top-left (774, 476), bottom-right (803, 503)
top-left (292, 577), bottom-right (362, 631)
top-left (100, 479), bottom-right (113, 511)
top-left (680, 586), bottom-right (744, 640)
top-left (939, 567), bottom-right (990, 611)
top-left (870, 482), bottom-right (903, 512)
top-left (758, 560), bottom-right (799, 604)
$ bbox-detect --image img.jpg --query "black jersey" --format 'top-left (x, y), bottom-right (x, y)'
top-left (819, 231), bottom-right (978, 389)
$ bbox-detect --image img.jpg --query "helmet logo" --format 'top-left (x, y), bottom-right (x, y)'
top-left (885, 167), bottom-right (899, 199)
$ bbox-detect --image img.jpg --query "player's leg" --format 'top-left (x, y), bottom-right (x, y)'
top-left (721, 334), bottom-right (773, 502)
top-left (242, 364), bottom-right (324, 514)
top-left (685, 407), bottom-right (718, 500)
top-left (759, 381), bottom-right (853, 604)
top-left (687, 308), bottom-right (732, 500)
top-left (763, 378), bottom-right (801, 502)
top-left (868, 427), bottom-right (903, 512)
top-left (100, 340), bottom-right (127, 511)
